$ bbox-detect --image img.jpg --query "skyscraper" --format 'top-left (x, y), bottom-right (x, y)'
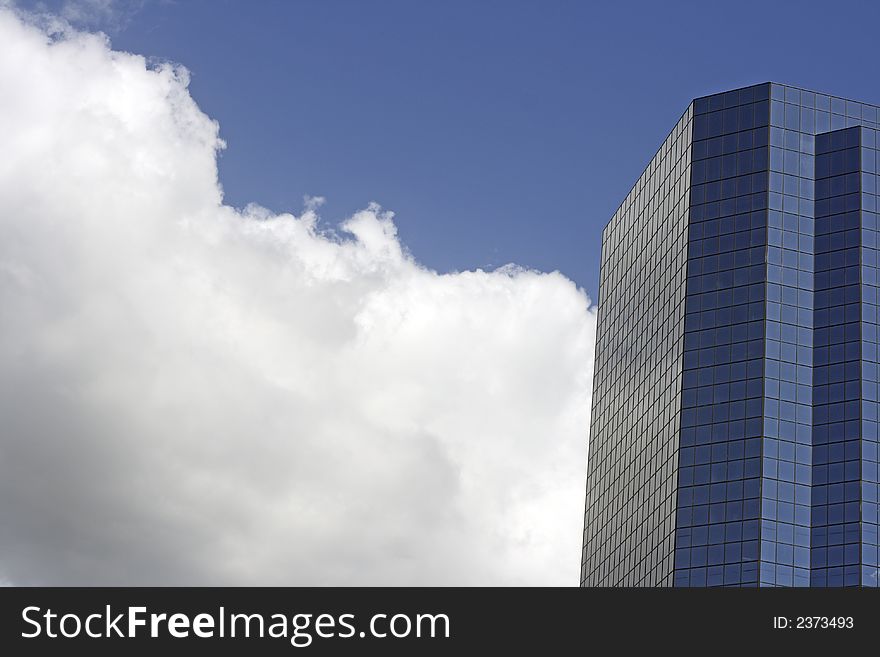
top-left (581, 82), bottom-right (880, 587)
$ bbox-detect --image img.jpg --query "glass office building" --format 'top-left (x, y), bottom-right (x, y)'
top-left (581, 83), bottom-right (880, 587)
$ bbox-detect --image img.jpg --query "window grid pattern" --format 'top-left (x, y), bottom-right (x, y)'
top-left (758, 84), bottom-right (816, 587)
top-left (857, 127), bottom-right (880, 587)
top-left (583, 83), bottom-right (880, 587)
top-left (673, 83), bottom-right (770, 587)
top-left (764, 85), bottom-right (880, 587)
top-left (811, 127), bottom-right (862, 586)
top-left (581, 106), bottom-right (692, 586)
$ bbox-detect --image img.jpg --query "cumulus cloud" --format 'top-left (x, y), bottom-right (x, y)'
top-left (0, 8), bottom-right (597, 585)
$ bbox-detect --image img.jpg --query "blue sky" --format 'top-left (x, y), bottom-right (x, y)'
top-left (24, 0), bottom-right (880, 298)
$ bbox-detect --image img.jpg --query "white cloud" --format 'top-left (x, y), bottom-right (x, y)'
top-left (24, 0), bottom-right (144, 31)
top-left (0, 8), bottom-right (597, 585)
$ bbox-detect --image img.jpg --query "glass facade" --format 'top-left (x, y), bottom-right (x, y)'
top-left (676, 85), bottom-right (769, 587)
top-left (582, 82), bottom-right (880, 587)
top-left (581, 107), bottom-right (692, 586)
